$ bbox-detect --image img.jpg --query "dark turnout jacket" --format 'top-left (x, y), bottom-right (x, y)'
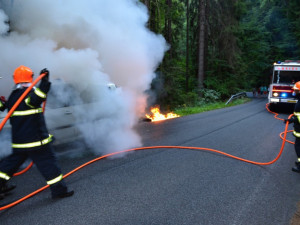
top-left (0, 80), bottom-right (52, 149)
top-left (289, 99), bottom-right (300, 137)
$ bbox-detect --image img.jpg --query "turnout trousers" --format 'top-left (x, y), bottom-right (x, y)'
top-left (0, 143), bottom-right (67, 197)
top-left (295, 137), bottom-right (300, 160)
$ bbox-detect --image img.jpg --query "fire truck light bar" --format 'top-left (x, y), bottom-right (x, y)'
top-left (274, 66), bottom-right (300, 71)
top-left (272, 89), bottom-right (293, 93)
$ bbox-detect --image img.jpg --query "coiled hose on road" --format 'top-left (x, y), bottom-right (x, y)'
top-left (0, 75), bottom-right (294, 210)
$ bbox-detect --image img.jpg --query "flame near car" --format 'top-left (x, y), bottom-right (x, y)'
top-left (145, 106), bottom-right (180, 122)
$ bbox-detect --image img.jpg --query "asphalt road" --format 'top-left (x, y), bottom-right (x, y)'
top-left (1, 98), bottom-right (299, 225)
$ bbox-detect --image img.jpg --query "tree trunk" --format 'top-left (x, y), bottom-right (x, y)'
top-left (186, 0), bottom-right (190, 92)
top-left (143, 0), bottom-right (150, 9)
top-left (197, 0), bottom-right (206, 92)
top-left (150, 1), bottom-right (157, 32)
top-left (166, 0), bottom-right (173, 57)
top-left (141, 0), bottom-right (150, 29)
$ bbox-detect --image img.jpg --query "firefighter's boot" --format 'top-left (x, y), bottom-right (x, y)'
top-left (50, 180), bottom-right (74, 200)
top-left (0, 179), bottom-right (16, 194)
top-left (52, 190), bottom-right (74, 199)
top-left (292, 163), bottom-right (300, 173)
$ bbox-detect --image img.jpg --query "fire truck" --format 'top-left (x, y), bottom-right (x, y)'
top-left (268, 60), bottom-right (300, 108)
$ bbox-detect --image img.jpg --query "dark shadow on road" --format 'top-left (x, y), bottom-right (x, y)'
top-left (269, 103), bottom-right (295, 115)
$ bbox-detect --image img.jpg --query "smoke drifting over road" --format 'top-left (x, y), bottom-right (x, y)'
top-left (0, 0), bottom-right (167, 156)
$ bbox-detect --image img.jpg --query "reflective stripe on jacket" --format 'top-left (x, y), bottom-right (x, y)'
top-left (293, 99), bottom-right (300, 137)
top-left (34, 87), bottom-right (47, 99)
top-left (11, 108), bottom-right (43, 117)
top-left (294, 112), bottom-right (300, 123)
top-left (294, 131), bottom-right (300, 138)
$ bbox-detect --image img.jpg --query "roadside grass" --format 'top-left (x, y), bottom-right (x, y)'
top-left (174, 97), bottom-right (251, 116)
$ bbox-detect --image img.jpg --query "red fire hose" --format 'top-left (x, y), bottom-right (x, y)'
top-left (0, 88), bottom-right (294, 210)
top-left (265, 103), bottom-right (295, 144)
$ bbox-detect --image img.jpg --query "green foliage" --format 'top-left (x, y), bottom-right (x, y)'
top-left (199, 89), bottom-right (221, 102)
top-left (174, 97), bottom-right (251, 116)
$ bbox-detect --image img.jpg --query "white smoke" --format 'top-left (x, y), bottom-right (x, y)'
top-left (0, 8), bottom-right (8, 34)
top-left (0, 0), bottom-right (168, 156)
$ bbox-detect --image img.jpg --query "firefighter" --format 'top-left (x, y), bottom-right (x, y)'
top-left (284, 81), bottom-right (300, 173)
top-left (0, 65), bottom-right (74, 199)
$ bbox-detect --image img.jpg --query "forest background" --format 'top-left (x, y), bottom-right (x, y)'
top-left (140, 0), bottom-right (300, 109)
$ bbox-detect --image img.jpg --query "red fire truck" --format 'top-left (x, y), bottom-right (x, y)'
top-left (268, 60), bottom-right (300, 108)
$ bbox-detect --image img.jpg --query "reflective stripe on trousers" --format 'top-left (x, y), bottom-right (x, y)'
top-left (12, 134), bottom-right (53, 148)
top-left (47, 174), bottom-right (63, 185)
top-left (0, 171), bottom-right (10, 181)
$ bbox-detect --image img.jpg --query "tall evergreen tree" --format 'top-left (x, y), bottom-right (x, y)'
top-left (197, 0), bottom-right (206, 92)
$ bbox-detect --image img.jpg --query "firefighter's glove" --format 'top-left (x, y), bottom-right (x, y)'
top-left (39, 69), bottom-right (51, 94)
top-left (284, 117), bottom-right (295, 124)
top-left (0, 96), bottom-right (6, 110)
top-left (40, 68), bottom-right (50, 81)
top-left (0, 96), bottom-right (6, 103)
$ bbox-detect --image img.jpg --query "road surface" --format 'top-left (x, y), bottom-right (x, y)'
top-left (0, 99), bottom-right (299, 225)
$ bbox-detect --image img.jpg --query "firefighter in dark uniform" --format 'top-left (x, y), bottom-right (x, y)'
top-left (284, 81), bottom-right (300, 173)
top-left (0, 65), bottom-right (74, 199)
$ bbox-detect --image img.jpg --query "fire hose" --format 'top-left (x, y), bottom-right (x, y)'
top-left (0, 75), bottom-right (294, 210)
top-left (265, 102), bottom-right (295, 144)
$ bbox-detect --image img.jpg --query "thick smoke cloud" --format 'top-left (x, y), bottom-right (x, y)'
top-left (0, 0), bottom-right (167, 156)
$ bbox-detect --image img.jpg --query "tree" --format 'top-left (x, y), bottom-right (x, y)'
top-left (143, 0), bottom-right (150, 8)
top-left (185, 0), bottom-right (190, 92)
top-left (165, 0), bottom-right (173, 57)
top-left (197, 0), bottom-right (206, 92)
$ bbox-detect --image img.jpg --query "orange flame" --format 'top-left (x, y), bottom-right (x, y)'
top-left (145, 106), bottom-right (180, 122)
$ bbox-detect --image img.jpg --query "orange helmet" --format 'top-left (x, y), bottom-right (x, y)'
top-left (13, 65), bottom-right (33, 84)
top-left (292, 81), bottom-right (300, 91)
